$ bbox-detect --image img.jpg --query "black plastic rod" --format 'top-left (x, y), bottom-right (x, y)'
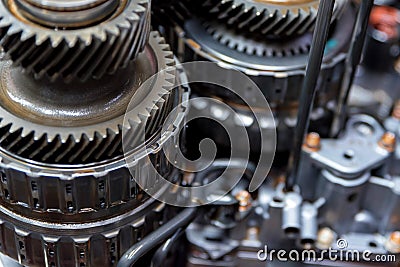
top-left (330, 0), bottom-right (374, 137)
top-left (286, 0), bottom-right (336, 190)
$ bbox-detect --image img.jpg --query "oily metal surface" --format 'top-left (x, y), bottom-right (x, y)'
top-left (0, 0), bottom-right (150, 81)
top-left (181, 0), bottom-right (347, 37)
top-left (0, 32), bottom-right (176, 164)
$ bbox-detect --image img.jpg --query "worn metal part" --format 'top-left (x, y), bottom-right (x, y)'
top-left (183, 0), bottom-right (347, 37)
top-left (0, 197), bottom-right (167, 267)
top-left (0, 34), bottom-right (190, 267)
top-left (157, 3), bottom-right (354, 152)
top-left (0, 33), bottom-right (175, 164)
top-left (0, 0), bottom-right (150, 81)
top-left (0, 33), bottom-right (190, 221)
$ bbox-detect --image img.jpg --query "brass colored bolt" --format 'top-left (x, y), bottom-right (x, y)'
top-left (316, 227), bottom-right (336, 250)
top-left (392, 100), bottom-right (400, 119)
top-left (246, 227), bottom-right (260, 241)
top-left (385, 231), bottom-right (400, 253)
top-left (379, 132), bottom-right (396, 152)
top-left (235, 190), bottom-right (252, 212)
top-left (303, 132), bottom-right (321, 152)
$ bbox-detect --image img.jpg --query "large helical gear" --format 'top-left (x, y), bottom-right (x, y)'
top-left (0, 0), bottom-right (150, 81)
top-left (0, 1), bottom-right (190, 266)
top-left (183, 0), bottom-right (347, 37)
top-left (0, 32), bottom-right (176, 164)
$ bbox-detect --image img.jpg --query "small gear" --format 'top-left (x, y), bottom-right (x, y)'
top-left (184, 0), bottom-right (347, 37)
top-left (0, 32), bottom-right (176, 164)
top-left (0, 0), bottom-right (150, 81)
top-left (205, 22), bottom-right (312, 57)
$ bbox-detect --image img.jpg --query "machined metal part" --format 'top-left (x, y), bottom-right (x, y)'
top-left (0, 32), bottom-right (175, 164)
top-left (0, 0), bottom-right (151, 81)
top-left (182, 0), bottom-right (347, 37)
top-left (159, 3), bottom-right (354, 152)
top-left (0, 28), bottom-right (190, 266)
top-left (0, 197), bottom-right (166, 267)
top-left (0, 32), bottom-right (189, 219)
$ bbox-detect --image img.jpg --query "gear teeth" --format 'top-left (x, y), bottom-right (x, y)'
top-left (0, 200), bottom-right (166, 267)
top-left (205, 22), bottom-right (313, 58)
top-left (0, 33), bottom-right (177, 164)
top-left (183, 0), bottom-right (347, 38)
top-left (0, 0), bottom-right (151, 82)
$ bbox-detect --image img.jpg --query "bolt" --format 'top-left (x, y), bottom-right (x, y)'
top-left (246, 227), bottom-right (259, 241)
top-left (235, 190), bottom-right (252, 212)
top-left (316, 227), bottom-right (336, 250)
top-left (386, 231), bottom-right (400, 253)
top-left (392, 100), bottom-right (400, 119)
top-left (379, 132), bottom-right (396, 152)
top-left (303, 132), bottom-right (321, 152)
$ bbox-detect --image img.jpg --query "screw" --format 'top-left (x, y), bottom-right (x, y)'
top-left (379, 132), bottom-right (396, 152)
top-left (246, 227), bottom-right (259, 241)
top-left (392, 100), bottom-right (400, 119)
top-left (386, 231), bottom-right (400, 253)
top-left (316, 227), bottom-right (336, 250)
top-left (303, 132), bottom-right (321, 152)
top-left (235, 190), bottom-right (252, 212)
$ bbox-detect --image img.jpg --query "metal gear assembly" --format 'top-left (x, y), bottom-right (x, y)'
top-left (0, 0), bottom-right (151, 81)
top-left (182, 0), bottom-right (347, 37)
top-left (0, 0), bottom-right (189, 266)
top-left (154, 0), bottom-right (354, 152)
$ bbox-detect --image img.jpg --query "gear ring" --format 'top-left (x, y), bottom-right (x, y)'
top-left (0, 31), bottom-right (190, 221)
top-left (0, 0), bottom-right (150, 81)
top-left (183, 0), bottom-right (347, 37)
top-left (0, 32), bottom-right (175, 164)
top-left (205, 21), bottom-right (312, 57)
top-left (0, 196), bottom-right (167, 267)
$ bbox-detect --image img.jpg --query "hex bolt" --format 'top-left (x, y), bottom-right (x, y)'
top-left (303, 132), bottom-right (321, 152)
top-left (246, 227), bottom-right (260, 241)
top-left (379, 132), bottom-right (396, 152)
top-left (392, 100), bottom-right (400, 119)
top-left (235, 190), bottom-right (252, 212)
top-left (316, 227), bottom-right (336, 250)
top-left (385, 231), bottom-right (400, 253)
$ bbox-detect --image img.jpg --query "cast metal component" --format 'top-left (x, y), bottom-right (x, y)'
top-left (0, 197), bottom-right (166, 267)
top-left (308, 115), bottom-right (390, 178)
top-left (205, 22), bottom-right (312, 57)
top-left (300, 202), bottom-right (318, 243)
top-left (0, 32), bottom-right (190, 220)
top-left (0, 0), bottom-right (150, 81)
top-left (14, 0), bottom-right (120, 28)
top-left (282, 191), bottom-right (302, 235)
top-left (0, 33), bottom-right (175, 164)
top-left (162, 5), bottom-right (354, 152)
top-left (184, 0), bottom-right (347, 37)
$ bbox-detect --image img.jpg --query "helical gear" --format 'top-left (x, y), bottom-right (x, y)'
top-left (0, 32), bottom-right (176, 164)
top-left (183, 0), bottom-right (347, 37)
top-left (0, 0), bottom-right (151, 81)
top-left (205, 22), bottom-right (312, 57)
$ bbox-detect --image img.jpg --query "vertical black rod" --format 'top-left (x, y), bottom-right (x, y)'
top-left (330, 0), bottom-right (374, 137)
top-left (285, 0), bottom-right (336, 190)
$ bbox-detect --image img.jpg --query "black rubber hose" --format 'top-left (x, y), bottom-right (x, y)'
top-left (117, 207), bottom-right (198, 267)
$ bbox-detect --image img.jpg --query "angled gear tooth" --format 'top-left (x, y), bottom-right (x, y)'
top-left (183, 0), bottom-right (347, 38)
top-left (0, 33), bottom-right (180, 164)
top-left (0, 0), bottom-right (151, 82)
